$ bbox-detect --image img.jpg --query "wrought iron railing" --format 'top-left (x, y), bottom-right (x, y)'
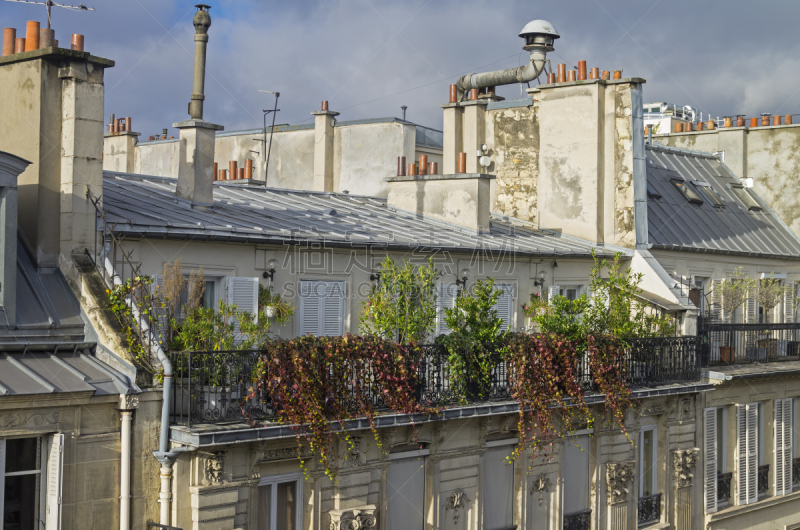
top-left (698, 317), bottom-right (800, 366)
top-left (793, 457), bottom-right (800, 487)
top-left (758, 464), bottom-right (769, 495)
top-left (563, 509), bottom-right (591, 530)
top-left (717, 472), bottom-right (732, 503)
top-left (170, 336), bottom-right (700, 426)
top-left (637, 493), bottom-right (661, 526)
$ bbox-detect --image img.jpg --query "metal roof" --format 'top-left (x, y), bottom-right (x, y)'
top-left (0, 346), bottom-right (134, 396)
top-left (102, 172), bottom-right (617, 257)
top-left (646, 144), bottom-right (800, 258)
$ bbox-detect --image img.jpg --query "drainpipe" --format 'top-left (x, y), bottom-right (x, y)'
top-left (120, 410), bottom-right (132, 530)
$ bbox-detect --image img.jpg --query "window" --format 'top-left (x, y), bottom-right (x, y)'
top-left (696, 183), bottom-right (725, 207)
top-left (646, 183), bottom-right (662, 199)
top-left (563, 435), bottom-right (590, 517)
top-left (435, 283), bottom-right (458, 335)
top-left (257, 473), bottom-right (302, 530)
top-left (639, 426), bottom-right (657, 497)
top-left (774, 398), bottom-right (794, 496)
top-left (548, 285), bottom-right (582, 301)
top-left (491, 283), bottom-right (515, 332)
top-left (299, 281), bottom-right (346, 336)
top-left (483, 441), bottom-right (515, 530)
top-left (179, 278), bottom-right (219, 309)
top-left (670, 179), bottom-right (703, 204)
top-left (705, 407), bottom-right (730, 513)
top-left (0, 434), bottom-right (63, 530)
top-left (736, 403), bottom-right (759, 505)
top-left (730, 185), bottom-right (762, 211)
top-left (388, 453), bottom-right (426, 530)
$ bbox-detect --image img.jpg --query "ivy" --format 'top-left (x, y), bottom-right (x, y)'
top-left (250, 334), bottom-right (431, 478)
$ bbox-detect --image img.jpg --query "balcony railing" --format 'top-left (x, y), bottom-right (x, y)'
top-left (637, 493), bottom-right (661, 526)
top-left (717, 472), bottom-right (732, 504)
top-left (563, 509), bottom-right (591, 530)
top-left (698, 318), bottom-right (800, 366)
top-left (794, 457), bottom-right (800, 487)
top-left (170, 336), bottom-right (700, 426)
top-left (758, 464), bottom-right (769, 495)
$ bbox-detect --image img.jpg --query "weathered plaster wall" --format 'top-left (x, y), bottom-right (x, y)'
top-left (610, 83), bottom-right (636, 248)
top-left (487, 105), bottom-right (539, 222)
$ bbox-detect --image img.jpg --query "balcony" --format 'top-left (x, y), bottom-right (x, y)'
top-left (717, 472), bottom-right (732, 505)
top-left (637, 493), bottom-right (661, 526)
top-left (699, 319), bottom-right (800, 366)
top-left (169, 337), bottom-right (700, 427)
top-left (563, 509), bottom-right (591, 530)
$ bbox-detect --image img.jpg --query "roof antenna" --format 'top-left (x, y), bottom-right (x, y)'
top-left (257, 90), bottom-right (280, 186)
top-left (1, 0), bottom-right (96, 30)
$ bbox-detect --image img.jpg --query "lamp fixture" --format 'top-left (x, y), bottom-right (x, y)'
top-left (552, 260), bottom-right (558, 268)
top-left (455, 268), bottom-right (471, 289)
top-left (533, 270), bottom-right (547, 287)
top-left (262, 259), bottom-right (279, 281)
top-left (370, 272), bottom-right (381, 282)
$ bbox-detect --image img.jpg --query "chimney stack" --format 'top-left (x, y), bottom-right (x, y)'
top-left (174, 4), bottom-right (223, 206)
top-left (311, 100), bottom-right (339, 192)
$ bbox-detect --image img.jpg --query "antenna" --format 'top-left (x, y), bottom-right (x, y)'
top-left (256, 90), bottom-right (280, 186)
top-left (1, 0), bottom-right (95, 30)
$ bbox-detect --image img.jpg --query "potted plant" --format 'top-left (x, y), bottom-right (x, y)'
top-left (259, 285), bottom-right (295, 325)
top-left (717, 268), bottom-right (755, 362)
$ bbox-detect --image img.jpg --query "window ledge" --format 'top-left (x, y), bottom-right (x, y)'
top-left (639, 522), bottom-right (669, 530)
top-left (709, 490), bottom-right (800, 522)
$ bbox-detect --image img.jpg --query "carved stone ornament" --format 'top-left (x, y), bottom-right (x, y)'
top-left (343, 436), bottom-right (366, 468)
top-left (530, 474), bottom-right (552, 506)
top-left (0, 411), bottom-right (61, 429)
top-left (205, 451), bottom-right (226, 485)
top-left (118, 394), bottom-right (140, 410)
top-left (606, 461), bottom-right (635, 505)
top-left (328, 505), bottom-right (376, 530)
top-left (444, 489), bottom-right (470, 525)
top-left (673, 448), bottom-right (699, 488)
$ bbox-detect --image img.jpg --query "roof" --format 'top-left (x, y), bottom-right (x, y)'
top-left (645, 144), bottom-right (800, 258)
top-left (102, 172), bottom-right (619, 258)
top-left (0, 346), bottom-right (134, 396)
top-left (0, 240), bottom-right (85, 342)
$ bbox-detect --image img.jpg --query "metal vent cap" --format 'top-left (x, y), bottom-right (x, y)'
top-left (519, 19), bottom-right (560, 51)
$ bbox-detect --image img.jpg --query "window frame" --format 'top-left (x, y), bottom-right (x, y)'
top-left (257, 472), bottom-right (304, 530)
top-left (0, 435), bottom-right (50, 529)
top-left (729, 184), bottom-right (762, 211)
top-left (695, 182), bottom-right (726, 207)
top-left (670, 178), bottom-right (704, 205)
top-left (638, 425), bottom-right (658, 498)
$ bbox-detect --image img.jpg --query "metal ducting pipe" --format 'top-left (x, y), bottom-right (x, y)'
top-left (456, 19), bottom-right (560, 98)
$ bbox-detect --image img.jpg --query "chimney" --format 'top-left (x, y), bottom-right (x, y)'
top-left (0, 151), bottom-right (30, 326)
top-left (0, 38), bottom-right (113, 270)
top-left (103, 114), bottom-right (141, 172)
top-left (174, 4), bottom-right (223, 206)
top-left (311, 100), bottom-right (339, 192)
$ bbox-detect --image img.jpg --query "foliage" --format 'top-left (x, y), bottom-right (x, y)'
top-left (587, 334), bottom-right (631, 439)
top-left (523, 291), bottom-right (589, 340)
top-left (757, 274), bottom-right (788, 323)
top-left (250, 334), bottom-right (430, 478)
top-left (173, 300), bottom-right (272, 352)
top-left (359, 256), bottom-right (439, 343)
top-left (717, 267), bottom-right (756, 322)
top-left (438, 278), bottom-right (508, 400)
top-left (259, 284), bottom-right (294, 326)
top-left (106, 275), bottom-right (157, 372)
top-left (504, 333), bottom-right (587, 465)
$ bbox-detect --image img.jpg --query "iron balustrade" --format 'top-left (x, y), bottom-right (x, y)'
top-left (698, 317), bottom-right (800, 366)
top-left (717, 472), bottom-right (732, 504)
top-left (170, 337), bottom-right (700, 426)
top-left (758, 465), bottom-right (769, 495)
top-left (794, 458), bottom-right (800, 487)
top-left (637, 493), bottom-right (661, 526)
top-left (563, 509), bottom-right (591, 530)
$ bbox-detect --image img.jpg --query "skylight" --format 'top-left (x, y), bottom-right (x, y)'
top-left (696, 183), bottom-right (725, 207)
top-left (670, 179), bottom-right (703, 204)
top-left (647, 183), bottom-right (661, 199)
top-left (730, 185), bottom-right (762, 211)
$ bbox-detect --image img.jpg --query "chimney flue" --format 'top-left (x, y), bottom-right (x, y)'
top-left (321, 100), bottom-right (328, 111)
top-left (188, 5), bottom-right (212, 120)
top-left (70, 33), bottom-right (84, 51)
top-left (397, 156), bottom-right (406, 176)
top-left (2, 28), bottom-right (15, 56)
top-left (25, 21), bottom-right (39, 51)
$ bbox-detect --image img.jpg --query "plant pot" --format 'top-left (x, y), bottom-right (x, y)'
top-left (265, 306), bottom-right (276, 318)
top-left (720, 346), bottom-right (735, 363)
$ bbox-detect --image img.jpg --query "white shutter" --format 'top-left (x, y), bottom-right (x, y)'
top-left (547, 285), bottom-right (560, 303)
top-left (745, 286), bottom-right (758, 324)
top-left (746, 404), bottom-right (758, 504)
top-left (299, 281), bottom-right (321, 335)
top-left (712, 279), bottom-right (724, 322)
top-left (46, 433), bottom-right (64, 530)
top-left (0, 439), bottom-right (5, 518)
top-left (705, 408), bottom-right (718, 513)
top-left (436, 283), bottom-right (457, 336)
top-left (774, 398), bottom-right (793, 495)
top-left (226, 277), bottom-right (259, 321)
top-left (784, 280), bottom-right (796, 323)
top-left (737, 404), bottom-right (748, 505)
top-left (492, 283), bottom-right (515, 332)
top-left (322, 282), bottom-right (346, 336)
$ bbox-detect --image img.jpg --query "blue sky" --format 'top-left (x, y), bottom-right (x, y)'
top-left (3, 0), bottom-right (800, 136)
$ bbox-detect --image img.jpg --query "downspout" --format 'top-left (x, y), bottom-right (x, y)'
top-left (120, 410), bottom-right (132, 530)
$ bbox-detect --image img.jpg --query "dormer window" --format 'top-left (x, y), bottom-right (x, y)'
top-left (670, 178), bottom-right (703, 204)
top-left (730, 184), bottom-right (762, 211)
top-left (696, 182), bottom-right (725, 207)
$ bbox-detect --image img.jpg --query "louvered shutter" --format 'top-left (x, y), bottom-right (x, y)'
top-left (436, 283), bottom-right (457, 335)
top-left (784, 280), bottom-right (796, 323)
top-left (712, 279), bottom-right (724, 322)
top-left (745, 286), bottom-right (758, 324)
top-left (774, 398), bottom-right (793, 495)
top-left (705, 408), bottom-right (718, 513)
top-left (299, 281), bottom-right (321, 335)
top-left (322, 282), bottom-right (346, 336)
top-left (492, 283), bottom-right (515, 332)
top-left (737, 403), bottom-right (759, 505)
top-left (737, 404), bottom-right (749, 505)
top-left (226, 277), bottom-right (259, 321)
top-left (547, 285), bottom-right (560, 303)
top-left (0, 439), bottom-right (5, 518)
top-left (46, 433), bottom-right (64, 530)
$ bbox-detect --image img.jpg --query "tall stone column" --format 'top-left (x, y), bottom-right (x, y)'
top-left (462, 100), bottom-right (488, 174)
top-left (441, 103), bottom-right (463, 174)
top-left (673, 449), bottom-right (699, 530)
top-left (311, 107), bottom-right (339, 192)
top-left (606, 461), bottom-right (635, 530)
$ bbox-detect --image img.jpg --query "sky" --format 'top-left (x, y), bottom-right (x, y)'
top-left (3, 0), bottom-right (800, 136)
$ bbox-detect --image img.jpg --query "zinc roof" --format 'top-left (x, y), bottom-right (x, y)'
top-left (645, 144), bottom-right (800, 258)
top-left (102, 172), bottom-right (621, 258)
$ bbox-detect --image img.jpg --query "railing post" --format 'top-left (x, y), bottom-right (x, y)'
top-left (187, 352), bottom-right (192, 429)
